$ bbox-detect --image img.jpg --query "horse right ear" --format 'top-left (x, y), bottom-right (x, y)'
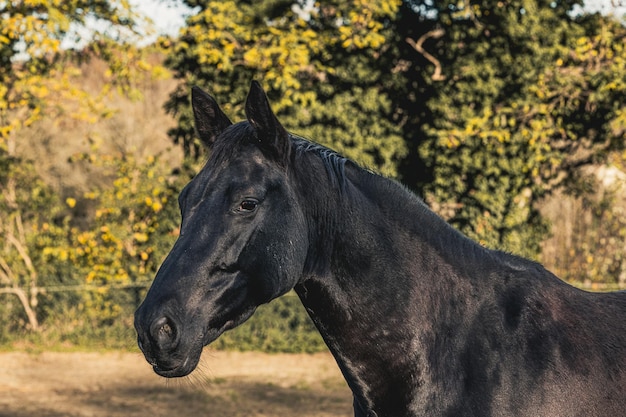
top-left (191, 86), bottom-right (232, 148)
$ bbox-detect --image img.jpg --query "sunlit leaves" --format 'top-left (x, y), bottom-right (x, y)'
top-left (415, 1), bottom-right (626, 257)
top-left (49, 153), bottom-right (184, 325)
top-left (337, 0), bottom-right (401, 49)
top-left (167, 0), bottom-right (407, 176)
top-left (0, 0), bottom-right (163, 147)
top-left (0, 0), bottom-right (175, 332)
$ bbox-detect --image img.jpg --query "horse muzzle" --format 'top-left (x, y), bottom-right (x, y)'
top-left (134, 307), bottom-right (202, 378)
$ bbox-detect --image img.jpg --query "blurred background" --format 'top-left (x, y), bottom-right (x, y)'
top-left (1, 0), bottom-right (625, 353)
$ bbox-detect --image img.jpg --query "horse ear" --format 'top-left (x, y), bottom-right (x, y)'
top-left (191, 86), bottom-right (232, 148)
top-left (245, 81), bottom-right (291, 166)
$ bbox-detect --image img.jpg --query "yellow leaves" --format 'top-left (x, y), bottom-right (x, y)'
top-left (337, 0), bottom-right (400, 50)
top-left (243, 48), bottom-right (262, 66)
top-left (446, 107), bottom-right (512, 147)
top-left (444, 133), bottom-right (462, 149)
top-left (0, 1), bottom-right (169, 328)
top-left (146, 197), bottom-right (163, 213)
top-left (240, 23), bottom-right (325, 108)
top-left (57, 249), bottom-right (69, 261)
top-left (610, 108), bottom-right (626, 137)
top-left (132, 232), bottom-right (149, 243)
top-left (2, 60), bottom-right (111, 139)
top-left (0, 0), bottom-right (166, 146)
top-left (59, 151), bottom-right (181, 306)
top-left (179, 0), bottom-right (395, 109)
top-left (1, 13), bottom-right (62, 58)
top-left (76, 233), bottom-right (89, 246)
top-left (183, 1), bottom-right (250, 71)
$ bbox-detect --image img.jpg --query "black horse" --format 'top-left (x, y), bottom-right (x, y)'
top-left (135, 82), bottom-right (626, 417)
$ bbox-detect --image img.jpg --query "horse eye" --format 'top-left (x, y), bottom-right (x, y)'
top-left (238, 199), bottom-right (258, 213)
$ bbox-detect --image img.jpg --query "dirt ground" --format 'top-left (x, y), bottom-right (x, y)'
top-left (0, 350), bottom-right (353, 417)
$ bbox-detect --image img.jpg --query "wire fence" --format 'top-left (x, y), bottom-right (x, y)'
top-left (1, 281), bottom-right (623, 296)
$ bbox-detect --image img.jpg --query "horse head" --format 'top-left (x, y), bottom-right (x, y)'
top-left (134, 82), bottom-right (309, 377)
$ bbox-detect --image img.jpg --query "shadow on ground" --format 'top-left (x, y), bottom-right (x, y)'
top-left (0, 351), bottom-right (352, 417)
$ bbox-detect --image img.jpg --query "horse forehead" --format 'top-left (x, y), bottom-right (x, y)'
top-left (201, 149), bottom-right (278, 189)
top-left (224, 151), bottom-right (274, 177)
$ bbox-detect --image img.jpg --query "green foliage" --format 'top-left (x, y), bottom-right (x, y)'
top-left (2, 0), bottom-right (626, 352)
top-left (402, 1), bottom-right (626, 257)
top-left (163, 0), bottom-right (625, 259)
top-left (51, 152), bottom-right (185, 328)
top-left (164, 0), bottom-right (407, 177)
top-left (0, 0), bottom-right (174, 344)
top-left (212, 295), bottom-right (326, 353)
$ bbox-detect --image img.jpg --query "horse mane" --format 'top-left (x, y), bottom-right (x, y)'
top-left (334, 153), bottom-right (526, 274)
top-left (288, 132), bottom-right (489, 267)
top-left (291, 135), bottom-right (349, 190)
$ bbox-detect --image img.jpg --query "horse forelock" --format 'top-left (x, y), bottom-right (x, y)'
top-left (207, 121), bottom-right (256, 169)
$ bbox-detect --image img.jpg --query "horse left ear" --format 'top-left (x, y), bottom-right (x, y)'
top-left (245, 81), bottom-right (291, 166)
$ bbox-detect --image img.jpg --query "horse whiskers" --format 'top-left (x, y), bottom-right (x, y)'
top-left (187, 360), bottom-right (213, 391)
top-left (160, 364), bottom-right (212, 392)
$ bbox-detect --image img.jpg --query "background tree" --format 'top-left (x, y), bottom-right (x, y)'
top-left (164, 0), bottom-right (625, 259)
top-left (0, 0), bottom-right (165, 335)
top-left (1, 0), bottom-right (624, 349)
top-left (395, 0), bottom-right (626, 257)
top-left (164, 0), bottom-right (408, 177)
top-left (39, 152), bottom-right (185, 343)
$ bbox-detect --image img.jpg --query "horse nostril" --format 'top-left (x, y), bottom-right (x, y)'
top-left (150, 316), bottom-right (178, 350)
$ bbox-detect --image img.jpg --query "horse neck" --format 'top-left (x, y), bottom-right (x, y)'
top-left (293, 163), bottom-right (498, 412)
top-left (296, 162), bottom-right (494, 305)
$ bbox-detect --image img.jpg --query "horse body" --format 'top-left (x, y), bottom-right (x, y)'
top-left (134, 82), bottom-right (626, 417)
top-left (293, 158), bottom-right (626, 416)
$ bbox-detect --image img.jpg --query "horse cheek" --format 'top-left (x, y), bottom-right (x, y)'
top-left (272, 207), bottom-right (309, 295)
top-left (249, 207), bottom-right (307, 301)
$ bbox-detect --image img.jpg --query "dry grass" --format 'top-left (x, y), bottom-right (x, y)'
top-left (0, 350), bottom-right (353, 417)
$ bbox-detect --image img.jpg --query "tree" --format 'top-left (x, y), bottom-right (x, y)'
top-left (164, 0), bottom-right (407, 177)
top-left (397, 1), bottom-right (626, 258)
top-left (42, 152), bottom-right (185, 331)
top-left (0, 0), bottom-right (165, 333)
top-left (2, 1), bottom-right (132, 142)
top-left (164, 0), bottom-right (626, 262)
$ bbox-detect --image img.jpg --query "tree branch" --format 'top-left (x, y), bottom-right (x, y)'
top-left (0, 287), bottom-right (39, 331)
top-left (406, 28), bottom-right (446, 81)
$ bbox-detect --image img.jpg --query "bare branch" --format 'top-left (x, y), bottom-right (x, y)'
top-left (0, 287), bottom-right (39, 330)
top-left (0, 256), bottom-right (15, 285)
top-left (406, 28), bottom-right (446, 81)
top-left (6, 233), bottom-right (37, 280)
